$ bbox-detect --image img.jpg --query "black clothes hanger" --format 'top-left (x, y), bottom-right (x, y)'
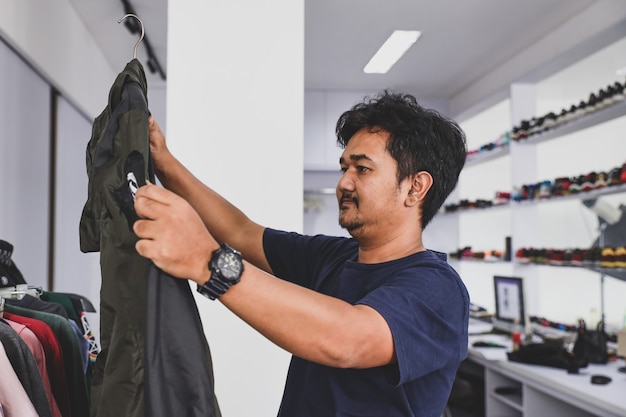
top-left (58, 292), bottom-right (97, 313)
top-left (0, 240), bottom-right (27, 287)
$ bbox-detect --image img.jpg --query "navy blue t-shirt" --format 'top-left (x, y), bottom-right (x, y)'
top-left (264, 229), bottom-right (469, 417)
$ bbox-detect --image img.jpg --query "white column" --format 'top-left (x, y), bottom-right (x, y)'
top-left (167, 1), bottom-right (303, 415)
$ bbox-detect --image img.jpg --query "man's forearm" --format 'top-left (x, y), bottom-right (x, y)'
top-left (216, 263), bottom-right (396, 369)
top-left (154, 153), bottom-right (270, 272)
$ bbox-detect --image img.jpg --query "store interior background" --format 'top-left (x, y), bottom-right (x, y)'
top-left (1, 1), bottom-right (626, 416)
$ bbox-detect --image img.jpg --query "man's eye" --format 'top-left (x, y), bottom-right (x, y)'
top-left (357, 166), bottom-right (370, 172)
top-left (340, 166), bottom-right (348, 173)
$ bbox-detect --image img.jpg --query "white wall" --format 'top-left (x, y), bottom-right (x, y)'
top-left (167, 1), bottom-right (303, 415)
top-left (0, 0), bottom-right (117, 119)
top-left (0, 39), bottom-right (51, 288)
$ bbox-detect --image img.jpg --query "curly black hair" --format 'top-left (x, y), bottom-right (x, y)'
top-left (335, 90), bottom-right (467, 229)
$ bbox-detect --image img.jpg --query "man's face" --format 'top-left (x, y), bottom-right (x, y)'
top-left (337, 128), bottom-right (408, 238)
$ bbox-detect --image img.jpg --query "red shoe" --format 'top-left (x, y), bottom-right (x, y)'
top-left (580, 172), bottom-right (597, 192)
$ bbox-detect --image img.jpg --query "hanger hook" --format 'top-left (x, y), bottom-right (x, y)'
top-left (118, 13), bottom-right (145, 60)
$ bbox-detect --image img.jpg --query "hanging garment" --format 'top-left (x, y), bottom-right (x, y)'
top-left (0, 341), bottom-right (38, 417)
top-left (4, 318), bottom-right (62, 417)
top-left (43, 292), bottom-right (100, 366)
top-left (4, 304), bottom-right (89, 417)
top-left (3, 312), bottom-right (71, 417)
top-left (40, 292), bottom-right (92, 374)
top-left (79, 58), bottom-right (220, 417)
top-left (0, 319), bottom-right (52, 417)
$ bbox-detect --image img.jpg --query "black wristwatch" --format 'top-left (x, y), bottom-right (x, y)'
top-left (197, 242), bottom-right (244, 300)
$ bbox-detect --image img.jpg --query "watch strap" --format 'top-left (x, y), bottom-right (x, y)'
top-left (197, 277), bottom-right (229, 300)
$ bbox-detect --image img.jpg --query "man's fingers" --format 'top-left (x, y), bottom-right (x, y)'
top-left (148, 116), bottom-right (166, 144)
top-left (133, 218), bottom-right (157, 240)
top-left (135, 236), bottom-right (153, 259)
top-left (135, 182), bottom-right (174, 204)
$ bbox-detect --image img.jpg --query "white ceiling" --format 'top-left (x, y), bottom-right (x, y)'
top-left (68, 0), bottom-right (618, 114)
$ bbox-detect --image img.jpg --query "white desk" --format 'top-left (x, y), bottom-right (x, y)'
top-left (467, 334), bottom-right (626, 417)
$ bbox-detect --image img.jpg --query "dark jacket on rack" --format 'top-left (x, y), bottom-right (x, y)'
top-left (79, 58), bottom-right (221, 417)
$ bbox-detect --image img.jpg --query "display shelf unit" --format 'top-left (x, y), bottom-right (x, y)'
top-left (514, 262), bottom-right (626, 283)
top-left (470, 351), bottom-right (626, 417)
top-left (448, 75), bottom-right (626, 332)
top-left (443, 183), bottom-right (626, 218)
top-left (485, 368), bottom-right (523, 416)
top-left (466, 145), bottom-right (510, 167)
top-left (515, 98), bottom-right (626, 147)
top-left (463, 94), bottom-right (626, 169)
top-left (512, 183), bottom-right (626, 206)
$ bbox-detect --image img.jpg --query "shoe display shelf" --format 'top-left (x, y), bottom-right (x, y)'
top-left (509, 96), bottom-right (626, 284)
top-left (513, 261), bottom-right (626, 283)
top-left (464, 92), bottom-right (626, 168)
top-left (443, 77), bottom-right (626, 339)
top-left (465, 142), bottom-right (510, 167)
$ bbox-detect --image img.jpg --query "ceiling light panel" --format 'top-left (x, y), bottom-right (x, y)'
top-left (363, 30), bottom-right (421, 74)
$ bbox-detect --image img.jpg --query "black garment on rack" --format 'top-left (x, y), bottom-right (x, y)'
top-left (0, 240), bottom-right (27, 287)
top-left (79, 58), bottom-right (220, 417)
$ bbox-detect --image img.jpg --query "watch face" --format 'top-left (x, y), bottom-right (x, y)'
top-left (217, 251), bottom-right (243, 280)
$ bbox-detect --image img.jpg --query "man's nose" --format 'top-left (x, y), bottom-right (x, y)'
top-left (337, 170), bottom-right (355, 192)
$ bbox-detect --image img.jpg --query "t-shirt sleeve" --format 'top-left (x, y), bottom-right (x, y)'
top-left (263, 228), bottom-right (355, 289)
top-left (357, 264), bottom-right (469, 385)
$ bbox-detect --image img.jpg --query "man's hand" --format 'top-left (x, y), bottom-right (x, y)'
top-left (148, 116), bottom-right (167, 158)
top-left (133, 182), bottom-right (217, 284)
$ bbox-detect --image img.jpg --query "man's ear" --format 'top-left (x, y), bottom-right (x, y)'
top-left (406, 171), bottom-right (433, 207)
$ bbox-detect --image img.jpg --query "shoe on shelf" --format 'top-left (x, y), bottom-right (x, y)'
top-left (583, 247), bottom-right (602, 267)
top-left (528, 116), bottom-right (544, 136)
top-left (553, 177), bottom-right (572, 196)
top-left (614, 247), bottom-right (626, 268)
top-left (580, 172), bottom-right (597, 192)
top-left (612, 81), bottom-right (625, 101)
top-left (607, 166), bottom-right (622, 186)
top-left (594, 171), bottom-right (608, 189)
top-left (494, 191), bottom-right (511, 205)
top-left (515, 248), bottom-right (531, 264)
top-left (574, 100), bottom-right (588, 118)
top-left (571, 249), bottom-right (585, 266)
top-left (569, 176), bottom-right (583, 194)
top-left (601, 247), bottom-right (616, 268)
top-left (547, 249), bottom-right (565, 265)
top-left (586, 92), bottom-right (599, 113)
top-left (538, 180), bottom-right (553, 198)
top-left (596, 88), bottom-right (609, 110)
top-left (515, 120), bottom-right (531, 140)
top-left (542, 112), bottom-right (558, 131)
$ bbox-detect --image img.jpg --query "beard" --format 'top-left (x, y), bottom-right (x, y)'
top-left (339, 216), bottom-right (363, 232)
top-left (338, 193), bottom-right (363, 232)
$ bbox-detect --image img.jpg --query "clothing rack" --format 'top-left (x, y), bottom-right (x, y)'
top-left (0, 284), bottom-right (42, 300)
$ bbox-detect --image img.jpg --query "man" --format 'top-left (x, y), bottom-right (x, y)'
top-left (133, 90), bottom-right (469, 416)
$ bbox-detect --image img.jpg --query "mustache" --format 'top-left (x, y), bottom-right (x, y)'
top-left (340, 193), bottom-right (358, 207)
